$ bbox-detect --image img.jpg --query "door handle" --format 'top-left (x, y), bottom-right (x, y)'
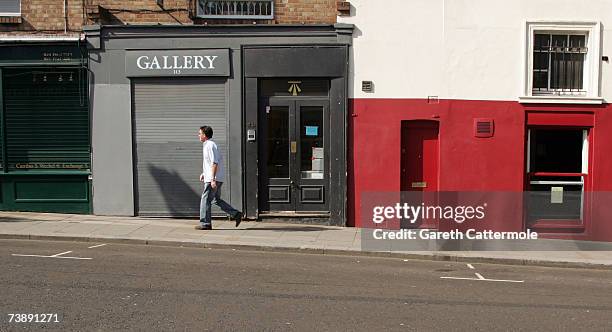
top-left (411, 181), bottom-right (427, 188)
top-left (290, 141), bottom-right (297, 153)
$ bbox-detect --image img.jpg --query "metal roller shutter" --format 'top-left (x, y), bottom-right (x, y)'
top-left (133, 77), bottom-right (228, 216)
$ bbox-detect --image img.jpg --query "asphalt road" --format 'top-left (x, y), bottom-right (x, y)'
top-left (1, 239), bottom-right (611, 331)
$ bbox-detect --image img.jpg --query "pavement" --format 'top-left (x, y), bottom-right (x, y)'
top-left (1, 211), bottom-right (612, 269)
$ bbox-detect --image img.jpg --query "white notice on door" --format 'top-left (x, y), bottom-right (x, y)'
top-left (551, 187), bottom-right (564, 204)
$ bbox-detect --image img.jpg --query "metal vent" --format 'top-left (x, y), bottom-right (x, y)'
top-left (362, 81), bottom-right (373, 93)
top-left (197, 0), bottom-right (274, 19)
top-left (474, 118), bottom-right (494, 138)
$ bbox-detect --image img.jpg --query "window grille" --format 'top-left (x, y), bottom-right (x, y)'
top-left (197, 0), bottom-right (274, 19)
top-left (532, 33), bottom-right (588, 95)
top-left (0, 0), bottom-right (20, 16)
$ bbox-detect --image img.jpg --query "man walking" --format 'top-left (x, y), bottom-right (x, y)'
top-left (196, 125), bottom-right (242, 230)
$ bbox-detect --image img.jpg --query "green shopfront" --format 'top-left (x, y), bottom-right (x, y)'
top-left (0, 44), bottom-right (90, 213)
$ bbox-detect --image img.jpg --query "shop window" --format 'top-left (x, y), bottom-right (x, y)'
top-left (526, 128), bottom-right (588, 229)
top-left (521, 21), bottom-right (602, 104)
top-left (0, 0), bottom-right (20, 16)
top-left (532, 33), bottom-right (586, 94)
top-left (1, 68), bottom-right (90, 172)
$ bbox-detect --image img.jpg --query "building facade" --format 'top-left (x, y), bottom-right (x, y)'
top-left (341, 0), bottom-right (612, 241)
top-left (6, 0), bottom-right (612, 240)
top-left (86, 24), bottom-right (351, 226)
top-left (0, 0), bottom-right (351, 225)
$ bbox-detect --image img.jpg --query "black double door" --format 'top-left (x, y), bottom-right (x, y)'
top-left (258, 97), bottom-right (329, 212)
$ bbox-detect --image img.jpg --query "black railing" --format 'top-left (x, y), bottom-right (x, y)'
top-left (532, 33), bottom-right (588, 95)
top-left (197, 0), bottom-right (274, 19)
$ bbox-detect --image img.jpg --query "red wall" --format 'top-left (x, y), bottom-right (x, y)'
top-left (348, 98), bottom-right (612, 241)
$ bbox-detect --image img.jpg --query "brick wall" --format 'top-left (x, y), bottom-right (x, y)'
top-left (274, 0), bottom-right (336, 24)
top-left (87, 0), bottom-right (192, 25)
top-left (0, 0), bottom-right (87, 33)
top-left (0, 0), bottom-right (337, 34)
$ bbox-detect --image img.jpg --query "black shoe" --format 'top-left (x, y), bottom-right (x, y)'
top-left (234, 213), bottom-right (242, 228)
top-left (195, 225), bottom-right (212, 230)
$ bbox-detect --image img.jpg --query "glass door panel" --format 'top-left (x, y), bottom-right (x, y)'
top-left (295, 100), bottom-right (329, 212)
top-left (299, 106), bottom-right (324, 180)
top-left (266, 106), bottom-right (290, 179)
top-left (259, 100), bottom-right (295, 212)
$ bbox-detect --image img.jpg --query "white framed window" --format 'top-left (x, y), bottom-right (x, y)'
top-left (520, 21), bottom-right (602, 104)
top-left (0, 0), bottom-right (20, 16)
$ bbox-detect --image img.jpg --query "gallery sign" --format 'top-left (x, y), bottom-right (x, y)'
top-left (125, 49), bottom-right (230, 77)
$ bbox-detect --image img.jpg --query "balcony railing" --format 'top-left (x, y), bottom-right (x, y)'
top-left (196, 0), bottom-right (274, 19)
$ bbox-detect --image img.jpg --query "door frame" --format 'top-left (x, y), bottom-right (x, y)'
top-left (242, 49), bottom-right (349, 226)
top-left (258, 96), bottom-right (330, 213)
top-left (400, 120), bottom-right (440, 193)
top-left (525, 126), bottom-right (592, 233)
top-left (400, 120), bottom-right (440, 229)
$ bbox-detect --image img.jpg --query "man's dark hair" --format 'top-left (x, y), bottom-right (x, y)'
top-left (200, 126), bottom-right (213, 138)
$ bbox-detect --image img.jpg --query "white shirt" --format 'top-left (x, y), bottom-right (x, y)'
top-left (202, 140), bottom-right (225, 182)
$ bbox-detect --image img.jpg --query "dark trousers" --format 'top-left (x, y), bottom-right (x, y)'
top-left (199, 182), bottom-right (239, 226)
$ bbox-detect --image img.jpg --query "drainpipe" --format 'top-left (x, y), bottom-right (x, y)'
top-left (64, 0), bottom-right (68, 33)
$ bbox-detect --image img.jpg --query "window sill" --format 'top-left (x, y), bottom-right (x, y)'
top-left (529, 220), bottom-right (585, 233)
top-left (519, 96), bottom-right (604, 105)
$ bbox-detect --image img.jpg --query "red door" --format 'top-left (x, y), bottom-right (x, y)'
top-left (401, 121), bottom-right (439, 228)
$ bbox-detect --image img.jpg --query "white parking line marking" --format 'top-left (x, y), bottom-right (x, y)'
top-left (479, 278), bottom-right (524, 283)
top-left (441, 276), bottom-right (482, 281)
top-left (88, 244), bottom-right (107, 249)
top-left (441, 264), bottom-right (523, 283)
top-left (12, 249), bottom-right (92, 260)
top-left (11, 254), bottom-right (92, 260)
top-left (440, 276), bottom-right (524, 283)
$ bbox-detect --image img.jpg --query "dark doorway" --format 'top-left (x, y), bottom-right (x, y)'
top-left (258, 97), bottom-right (330, 212)
top-left (526, 128), bottom-right (588, 228)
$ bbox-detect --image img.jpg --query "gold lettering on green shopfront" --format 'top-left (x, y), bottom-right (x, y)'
top-left (14, 163), bottom-right (89, 169)
top-left (42, 52), bottom-right (74, 62)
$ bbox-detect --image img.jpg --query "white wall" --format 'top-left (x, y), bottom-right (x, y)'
top-left (340, 0), bottom-right (612, 101)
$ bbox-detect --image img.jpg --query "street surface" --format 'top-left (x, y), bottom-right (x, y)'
top-left (1, 239), bottom-right (611, 331)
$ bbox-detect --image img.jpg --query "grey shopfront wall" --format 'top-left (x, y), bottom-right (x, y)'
top-left (85, 24), bottom-right (352, 225)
